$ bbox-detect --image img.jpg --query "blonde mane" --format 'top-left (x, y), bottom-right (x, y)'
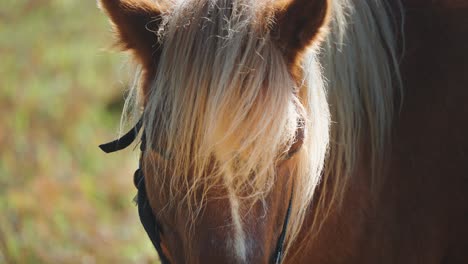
top-left (314, 0), bottom-right (402, 229)
top-left (123, 0), bottom-right (401, 257)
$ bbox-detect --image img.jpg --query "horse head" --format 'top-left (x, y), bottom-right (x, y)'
top-left (99, 0), bottom-right (331, 262)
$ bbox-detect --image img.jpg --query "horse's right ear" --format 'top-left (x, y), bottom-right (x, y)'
top-left (273, 0), bottom-right (330, 65)
top-left (98, 0), bottom-right (164, 67)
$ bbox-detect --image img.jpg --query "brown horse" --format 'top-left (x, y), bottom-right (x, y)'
top-left (99, 0), bottom-right (468, 263)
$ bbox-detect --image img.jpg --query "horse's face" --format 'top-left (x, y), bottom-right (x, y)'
top-left (100, 0), bottom-right (329, 263)
top-left (142, 149), bottom-right (299, 263)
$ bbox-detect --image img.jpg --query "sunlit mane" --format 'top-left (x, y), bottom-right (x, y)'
top-left (293, 0), bottom-right (403, 253)
top-left (319, 0), bottom-right (402, 213)
top-left (123, 0), bottom-right (401, 258)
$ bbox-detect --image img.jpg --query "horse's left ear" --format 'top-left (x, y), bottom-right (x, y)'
top-left (273, 0), bottom-right (330, 64)
top-left (98, 0), bottom-right (165, 68)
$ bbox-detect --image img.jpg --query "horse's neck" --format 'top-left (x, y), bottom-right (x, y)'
top-left (288, 3), bottom-right (468, 263)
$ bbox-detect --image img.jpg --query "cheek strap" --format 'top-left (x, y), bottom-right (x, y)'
top-left (134, 166), bottom-right (171, 264)
top-left (99, 119), bottom-right (170, 263)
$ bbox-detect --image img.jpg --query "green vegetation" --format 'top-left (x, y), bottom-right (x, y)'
top-left (0, 1), bottom-right (158, 263)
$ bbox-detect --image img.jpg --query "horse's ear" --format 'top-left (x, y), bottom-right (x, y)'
top-left (98, 0), bottom-right (164, 67)
top-left (273, 0), bottom-right (330, 64)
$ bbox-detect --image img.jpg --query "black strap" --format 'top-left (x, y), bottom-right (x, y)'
top-left (134, 168), bottom-right (171, 264)
top-left (98, 119), bottom-right (168, 262)
top-left (99, 118), bottom-right (143, 153)
top-left (273, 188), bottom-right (293, 264)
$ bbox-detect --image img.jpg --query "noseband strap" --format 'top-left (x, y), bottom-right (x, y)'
top-left (100, 119), bottom-right (293, 264)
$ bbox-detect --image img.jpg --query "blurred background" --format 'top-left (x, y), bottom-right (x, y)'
top-left (1, 0), bottom-right (158, 263)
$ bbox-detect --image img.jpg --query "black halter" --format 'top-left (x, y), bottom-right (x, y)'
top-left (100, 119), bottom-right (293, 264)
